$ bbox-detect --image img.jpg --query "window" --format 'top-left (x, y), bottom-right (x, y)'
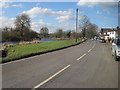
top-left (117, 39), bottom-right (120, 45)
top-left (106, 32), bottom-right (107, 35)
top-left (113, 39), bottom-right (117, 44)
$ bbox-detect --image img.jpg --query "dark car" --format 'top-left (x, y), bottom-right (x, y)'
top-left (99, 38), bottom-right (106, 43)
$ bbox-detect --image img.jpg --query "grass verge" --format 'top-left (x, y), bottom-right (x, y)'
top-left (2, 39), bottom-right (84, 63)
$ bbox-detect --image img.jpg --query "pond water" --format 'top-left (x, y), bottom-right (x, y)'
top-left (40, 39), bottom-right (63, 42)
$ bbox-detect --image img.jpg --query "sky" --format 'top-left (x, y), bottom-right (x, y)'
top-left (0, 0), bottom-right (119, 33)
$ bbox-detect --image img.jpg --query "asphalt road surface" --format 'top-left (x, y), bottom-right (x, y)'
top-left (2, 40), bottom-right (118, 88)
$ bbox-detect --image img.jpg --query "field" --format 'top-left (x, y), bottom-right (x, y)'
top-left (2, 39), bottom-right (83, 62)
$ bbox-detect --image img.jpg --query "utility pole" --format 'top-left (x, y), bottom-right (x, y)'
top-left (76, 8), bottom-right (78, 42)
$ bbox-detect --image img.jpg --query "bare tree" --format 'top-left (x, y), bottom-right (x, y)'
top-left (79, 15), bottom-right (90, 38)
top-left (86, 23), bottom-right (98, 38)
top-left (55, 29), bottom-right (63, 38)
top-left (40, 27), bottom-right (49, 38)
top-left (15, 14), bottom-right (31, 40)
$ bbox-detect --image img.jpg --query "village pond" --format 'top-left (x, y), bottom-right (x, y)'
top-left (0, 39), bottom-right (64, 47)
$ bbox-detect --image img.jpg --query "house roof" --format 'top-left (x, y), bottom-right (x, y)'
top-left (100, 28), bottom-right (115, 33)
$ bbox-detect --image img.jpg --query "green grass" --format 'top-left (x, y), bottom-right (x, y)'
top-left (2, 39), bottom-right (82, 62)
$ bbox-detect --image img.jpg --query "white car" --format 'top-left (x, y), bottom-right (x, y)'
top-left (111, 37), bottom-right (120, 61)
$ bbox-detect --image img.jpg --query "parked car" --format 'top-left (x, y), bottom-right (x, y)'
top-left (101, 39), bottom-right (106, 43)
top-left (98, 38), bottom-right (106, 43)
top-left (111, 37), bottom-right (120, 61)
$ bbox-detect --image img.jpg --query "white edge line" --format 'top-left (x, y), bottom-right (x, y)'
top-left (3, 42), bottom-right (96, 65)
top-left (2, 51), bottom-right (56, 65)
top-left (32, 64), bottom-right (71, 89)
top-left (2, 55), bottom-right (42, 65)
top-left (77, 53), bottom-right (86, 61)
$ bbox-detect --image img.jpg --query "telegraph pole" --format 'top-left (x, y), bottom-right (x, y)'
top-left (76, 8), bottom-right (78, 42)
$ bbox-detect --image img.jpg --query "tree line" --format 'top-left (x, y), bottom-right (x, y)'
top-left (79, 15), bottom-right (99, 39)
top-left (2, 14), bottom-right (39, 42)
top-left (1, 14), bottom-right (99, 42)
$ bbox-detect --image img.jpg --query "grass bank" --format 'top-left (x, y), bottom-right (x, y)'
top-left (2, 39), bottom-right (84, 63)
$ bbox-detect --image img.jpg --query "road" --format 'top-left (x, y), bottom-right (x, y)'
top-left (2, 40), bottom-right (118, 88)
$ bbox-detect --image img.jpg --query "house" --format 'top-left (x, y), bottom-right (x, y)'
top-left (100, 28), bottom-right (117, 40)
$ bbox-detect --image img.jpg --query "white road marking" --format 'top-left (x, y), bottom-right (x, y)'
top-left (3, 41), bottom-right (96, 65)
top-left (92, 42), bottom-right (96, 49)
top-left (76, 42), bottom-right (96, 61)
top-left (3, 51), bottom-right (57, 65)
top-left (88, 49), bottom-right (92, 53)
top-left (77, 53), bottom-right (86, 61)
top-left (32, 64), bottom-right (71, 89)
top-left (3, 54), bottom-right (45, 65)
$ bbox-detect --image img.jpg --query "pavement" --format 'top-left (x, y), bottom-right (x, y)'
top-left (2, 40), bottom-right (118, 88)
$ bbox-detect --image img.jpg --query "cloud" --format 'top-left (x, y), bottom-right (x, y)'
top-left (0, 16), bottom-right (54, 33)
top-left (78, 15), bottom-right (85, 21)
top-left (31, 19), bottom-right (55, 33)
top-left (23, 18), bottom-right (76, 33)
top-left (55, 15), bottom-right (74, 23)
top-left (96, 10), bottom-right (102, 15)
top-left (0, 2), bottom-right (9, 8)
top-left (21, 7), bottom-right (72, 18)
top-left (0, 0), bottom-right (23, 8)
top-left (0, 16), bottom-right (76, 33)
top-left (36, 3), bottom-right (40, 6)
top-left (77, 0), bottom-right (118, 8)
top-left (21, 7), bottom-right (75, 25)
top-left (0, 0), bottom-right (12, 2)
top-left (55, 14), bottom-right (84, 25)
top-left (52, 11), bottom-right (72, 16)
top-left (0, 17), bottom-right (15, 28)
top-left (31, 19), bottom-right (74, 33)
top-left (103, 9), bottom-right (111, 15)
top-left (0, 10), bottom-right (5, 16)
top-left (12, 4), bottom-right (23, 7)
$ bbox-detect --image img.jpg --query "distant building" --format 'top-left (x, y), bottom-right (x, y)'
top-left (100, 28), bottom-right (117, 40)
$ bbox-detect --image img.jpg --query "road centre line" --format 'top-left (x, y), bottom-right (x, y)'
top-left (32, 64), bottom-right (71, 89)
top-left (3, 41), bottom-right (96, 65)
top-left (77, 53), bottom-right (86, 61)
top-left (88, 49), bottom-right (92, 53)
top-left (92, 42), bottom-right (96, 49)
top-left (76, 42), bottom-right (96, 61)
